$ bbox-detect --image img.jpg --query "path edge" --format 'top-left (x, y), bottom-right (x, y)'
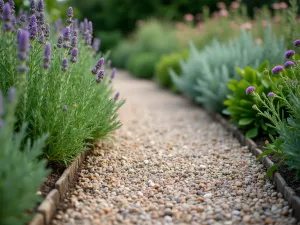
top-left (28, 150), bottom-right (90, 225)
top-left (212, 113), bottom-right (300, 221)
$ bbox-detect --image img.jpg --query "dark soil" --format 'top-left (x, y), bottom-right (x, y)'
top-left (251, 136), bottom-right (300, 197)
top-left (40, 163), bottom-right (66, 197)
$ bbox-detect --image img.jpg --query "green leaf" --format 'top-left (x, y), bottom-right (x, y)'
top-left (239, 118), bottom-right (254, 125)
top-left (222, 108), bottom-right (231, 115)
top-left (258, 61), bottom-right (269, 73)
top-left (257, 149), bottom-right (276, 160)
top-left (266, 163), bottom-right (280, 179)
top-left (245, 127), bottom-right (258, 138)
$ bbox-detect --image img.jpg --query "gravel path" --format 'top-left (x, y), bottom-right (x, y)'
top-left (53, 71), bottom-right (299, 225)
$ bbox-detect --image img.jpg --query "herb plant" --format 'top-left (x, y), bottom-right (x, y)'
top-left (0, 87), bottom-right (49, 225)
top-left (0, 0), bottom-right (124, 165)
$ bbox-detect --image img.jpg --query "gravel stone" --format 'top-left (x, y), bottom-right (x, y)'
top-left (53, 71), bottom-right (298, 225)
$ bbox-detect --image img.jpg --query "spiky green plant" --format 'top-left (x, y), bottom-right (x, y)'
top-left (0, 88), bottom-right (50, 225)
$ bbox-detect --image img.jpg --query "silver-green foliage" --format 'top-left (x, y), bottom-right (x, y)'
top-left (0, 88), bottom-right (49, 225)
top-left (171, 27), bottom-right (285, 112)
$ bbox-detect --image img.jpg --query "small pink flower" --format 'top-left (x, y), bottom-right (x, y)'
top-left (217, 2), bottom-right (226, 9)
top-left (280, 2), bottom-right (288, 9)
top-left (241, 22), bottom-right (252, 30)
top-left (272, 3), bottom-right (280, 9)
top-left (184, 14), bottom-right (194, 22)
top-left (230, 1), bottom-right (240, 9)
top-left (196, 22), bottom-right (204, 30)
top-left (220, 9), bottom-right (228, 17)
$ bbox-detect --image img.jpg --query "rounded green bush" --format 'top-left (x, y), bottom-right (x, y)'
top-left (111, 40), bottom-right (139, 68)
top-left (155, 50), bottom-right (189, 89)
top-left (127, 53), bottom-right (158, 79)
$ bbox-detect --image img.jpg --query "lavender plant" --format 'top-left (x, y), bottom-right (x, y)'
top-left (0, 88), bottom-right (49, 225)
top-left (0, 1), bottom-right (124, 165)
top-left (247, 42), bottom-right (300, 178)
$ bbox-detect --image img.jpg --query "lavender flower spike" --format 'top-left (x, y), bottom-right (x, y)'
top-left (37, 0), bottom-right (44, 12)
top-left (88, 21), bottom-right (93, 33)
top-left (111, 68), bottom-right (116, 79)
top-left (246, 86), bottom-right (256, 95)
top-left (96, 57), bottom-right (104, 69)
top-left (71, 36), bottom-right (78, 48)
top-left (267, 92), bottom-right (275, 97)
top-left (63, 26), bottom-right (71, 41)
top-left (29, 0), bottom-right (35, 15)
top-left (29, 15), bottom-right (37, 39)
top-left (67, 7), bottom-right (73, 18)
top-left (56, 35), bottom-right (63, 48)
top-left (43, 42), bottom-right (51, 69)
top-left (62, 58), bottom-right (68, 72)
top-left (284, 61), bottom-right (295, 68)
top-left (71, 48), bottom-right (78, 63)
top-left (114, 92), bottom-right (120, 101)
top-left (8, 0), bottom-right (14, 13)
top-left (0, 0), bottom-right (4, 15)
top-left (18, 30), bottom-right (29, 52)
top-left (272, 65), bottom-right (284, 74)
top-left (294, 40), bottom-right (300, 47)
top-left (285, 50), bottom-right (296, 59)
top-left (3, 3), bottom-right (11, 21)
top-left (98, 69), bottom-right (105, 79)
top-left (8, 87), bottom-right (16, 103)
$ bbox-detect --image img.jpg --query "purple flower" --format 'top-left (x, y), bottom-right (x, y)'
top-left (29, 0), bottom-right (35, 15)
top-left (45, 23), bottom-right (50, 38)
top-left (96, 57), bottom-right (104, 69)
top-left (39, 33), bottom-right (45, 44)
top-left (88, 21), bottom-right (93, 33)
top-left (62, 58), bottom-right (68, 72)
top-left (284, 61), bottom-right (295, 68)
top-left (91, 68), bottom-right (98, 75)
top-left (267, 92), bottom-right (275, 97)
top-left (63, 27), bottom-right (71, 41)
top-left (37, 0), bottom-right (44, 12)
top-left (3, 3), bottom-right (11, 21)
top-left (57, 35), bottom-right (63, 48)
top-left (294, 40), bottom-right (300, 47)
top-left (18, 30), bottom-right (29, 53)
top-left (272, 65), bottom-right (284, 74)
top-left (38, 12), bottom-right (45, 26)
top-left (84, 31), bottom-right (91, 45)
top-left (19, 14), bottom-right (26, 23)
top-left (43, 42), bottom-right (51, 69)
top-left (17, 65), bottom-right (28, 73)
top-left (67, 7), bottom-right (73, 18)
top-left (246, 86), bottom-right (256, 95)
top-left (29, 15), bottom-right (37, 39)
top-left (79, 22), bottom-right (84, 34)
top-left (73, 30), bottom-right (78, 37)
top-left (98, 69), bottom-right (105, 79)
top-left (285, 50), bottom-right (296, 59)
top-left (0, 0), bottom-right (4, 15)
top-left (114, 92), bottom-right (120, 101)
top-left (71, 48), bottom-right (78, 57)
top-left (84, 18), bottom-right (88, 31)
top-left (96, 77), bottom-right (102, 84)
top-left (111, 68), bottom-right (116, 79)
top-left (92, 38), bottom-right (100, 52)
top-left (8, 0), bottom-right (14, 13)
top-left (71, 36), bottom-right (77, 48)
top-left (8, 87), bottom-right (16, 103)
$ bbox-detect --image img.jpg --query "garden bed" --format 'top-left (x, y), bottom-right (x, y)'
top-left (29, 151), bottom-right (90, 225)
top-left (213, 113), bottom-right (300, 221)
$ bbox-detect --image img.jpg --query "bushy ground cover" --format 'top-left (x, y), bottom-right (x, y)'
top-left (0, 0), bottom-right (123, 223)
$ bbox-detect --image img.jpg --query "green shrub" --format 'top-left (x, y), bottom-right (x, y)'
top-left (250, 50), bottom-right (300, 178)
top-left (0, 2), bottom-right (123, 165)
top-left (223, 62), bottom-right (284, 138)
top-left (96, 30), bottom-right (122, 53)
top-left (171, 27), bottom-right (285, 112)
top-left (112, 20), bottom-right (179, 73)
top-left (155, 50), bottom-right (189, 89)
top-left (127, 53), bottom-right (158, 79)
top-left (0, 88), bottom-right (49, 225)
